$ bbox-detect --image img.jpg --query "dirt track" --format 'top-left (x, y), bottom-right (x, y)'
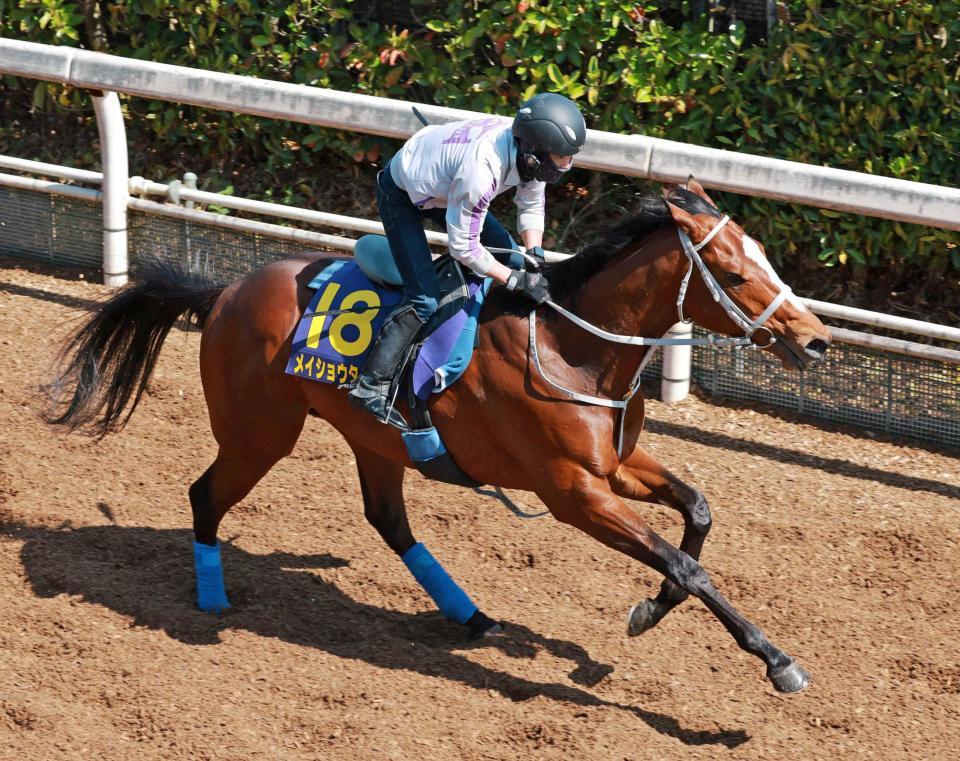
top-left (1, 261), bottom-right (958, 760)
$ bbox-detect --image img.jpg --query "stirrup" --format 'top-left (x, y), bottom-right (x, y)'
top-left (348, 386), bottom-right (409, 430)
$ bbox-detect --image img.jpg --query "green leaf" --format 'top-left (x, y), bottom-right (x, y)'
top-left (32, 82), bottom-right (46, 110)
top-left (728, 19), bottom-right (746, 48)
top-left (546, 63), bottom-right (563, 85)
top-left (461, 26), bottom-right (484, 47)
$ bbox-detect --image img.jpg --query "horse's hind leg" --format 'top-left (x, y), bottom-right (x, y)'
top-left (350, 440), bottom-right (502, 638)
top-left (610, 445), bottom-right (712, 636)
top-left (190, 411), bottom-right (306, 612)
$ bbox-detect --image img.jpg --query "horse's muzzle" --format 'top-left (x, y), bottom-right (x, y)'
top-left (771, 333), bottom-right (830, 371)
top-left (802, 337), bottom-right (830, 366)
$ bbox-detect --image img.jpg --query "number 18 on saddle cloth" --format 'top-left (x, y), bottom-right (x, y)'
top-left (285, 260), bottom-right (402, 387)
top-left (285, 258), bottom-right (489, 398)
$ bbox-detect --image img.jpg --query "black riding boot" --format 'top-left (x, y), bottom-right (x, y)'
top-left (348, 305), bottom-right (425, 427)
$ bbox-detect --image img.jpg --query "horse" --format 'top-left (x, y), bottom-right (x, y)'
top-left (45, 179), bottom-right (831, 693)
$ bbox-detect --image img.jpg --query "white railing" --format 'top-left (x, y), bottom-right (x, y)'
top-left (4, 155), bottom-right (959, 360)
top-left (2, 37), bottom-right (959, 399)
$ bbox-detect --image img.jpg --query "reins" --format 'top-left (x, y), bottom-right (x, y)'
top-left (489, 214), bottom-right (794, 459)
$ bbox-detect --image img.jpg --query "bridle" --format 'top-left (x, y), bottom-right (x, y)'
top-left (675, 215), bottom-right (790, 350)
top-left (508, 213), bottom-right (795, 457)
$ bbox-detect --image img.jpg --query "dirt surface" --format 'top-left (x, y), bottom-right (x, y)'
top-left (1, 261), bottom-right (959, 761)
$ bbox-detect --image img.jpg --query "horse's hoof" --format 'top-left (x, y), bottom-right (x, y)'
top-left (626, 599), bottom-right (660, 637)
top-left (467, 610), bottom-right (505, 640)
top-left (475, 621), bottom-right (505, 640)
top-left (197, 597), bottom-right (230, 614)
top-left (767, 659), bottom-right (811, 693)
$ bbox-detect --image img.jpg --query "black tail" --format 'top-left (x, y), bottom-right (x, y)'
top-left (44, 259), bottom-right (226, 437)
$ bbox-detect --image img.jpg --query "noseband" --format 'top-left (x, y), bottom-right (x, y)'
top-left (515, 214), bottom-right (795, 456)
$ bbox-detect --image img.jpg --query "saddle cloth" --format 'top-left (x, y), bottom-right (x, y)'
top-left (285, 256), bottom-right (490, 399)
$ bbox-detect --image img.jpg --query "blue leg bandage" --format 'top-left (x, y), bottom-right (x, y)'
top-left (401, 542), bottom-right (477, 625)
top-left (193, 540), bottom-right (230, 613)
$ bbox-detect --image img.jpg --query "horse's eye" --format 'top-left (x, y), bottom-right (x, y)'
top-left (724, 272), bottom-right (746, 287)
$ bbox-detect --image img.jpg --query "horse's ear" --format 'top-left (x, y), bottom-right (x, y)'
top-left (685, 175), bottom-right (718, 206)
top-left (664, 195), bottom-right (701, 238)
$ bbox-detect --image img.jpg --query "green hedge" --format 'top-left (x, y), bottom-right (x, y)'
top-left (2, 0), bottom-right (958, 307)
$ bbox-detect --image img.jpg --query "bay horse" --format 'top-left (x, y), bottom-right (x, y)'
top-left (46, 179), bottom-right (831, 693)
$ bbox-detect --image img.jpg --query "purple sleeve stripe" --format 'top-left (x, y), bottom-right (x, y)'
top-left (468, 178), bottom-right (499, 254)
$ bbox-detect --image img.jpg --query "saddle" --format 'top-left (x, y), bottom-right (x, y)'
top-left (285, 235), bottom-right (490, 487)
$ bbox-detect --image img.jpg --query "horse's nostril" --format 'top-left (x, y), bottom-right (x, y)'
top-left (804, 338), bottom-right (830, 361)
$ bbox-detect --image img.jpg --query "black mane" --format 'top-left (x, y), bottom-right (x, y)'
top-left (489, 186), bottom-right (721, 315)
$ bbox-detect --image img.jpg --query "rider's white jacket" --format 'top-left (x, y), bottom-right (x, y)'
top-left (388, 118), bottom-right (547, 275)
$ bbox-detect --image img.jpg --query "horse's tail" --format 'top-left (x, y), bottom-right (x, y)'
top-left (43, 259), bottom-right (226, 437)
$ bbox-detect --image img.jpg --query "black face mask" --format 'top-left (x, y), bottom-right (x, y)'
top-left (516, 139), bottom-right (572, 184)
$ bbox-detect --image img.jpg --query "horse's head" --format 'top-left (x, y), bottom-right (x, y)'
top-left (663, 179), bottom-right (831, 370)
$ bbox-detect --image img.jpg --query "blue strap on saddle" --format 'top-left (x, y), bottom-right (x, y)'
top-left (193, 540), bottom-right (230, 613)
top-left (401, 542), bottom-right (477, 625)
top-left (306, 258), bottom-right (349, 290)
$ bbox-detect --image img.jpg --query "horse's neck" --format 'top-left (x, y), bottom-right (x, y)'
top-left (551, 226), bottom-right (685, 396)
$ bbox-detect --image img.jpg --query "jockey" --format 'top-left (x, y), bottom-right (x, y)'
top-left (349, 92), bottom-right (587, 426)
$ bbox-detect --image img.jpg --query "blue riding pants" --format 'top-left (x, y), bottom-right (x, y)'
top-left (376, 160), bottom-right (521, 322)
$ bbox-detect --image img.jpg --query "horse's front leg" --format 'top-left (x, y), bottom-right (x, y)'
top-left (541, 477), bottom-right (809, 693)
top-left (610, 445), bottom-right (712, 636)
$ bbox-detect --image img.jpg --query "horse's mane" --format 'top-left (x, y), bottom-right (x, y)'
top-left (489, 186), bottom-right (720, 315)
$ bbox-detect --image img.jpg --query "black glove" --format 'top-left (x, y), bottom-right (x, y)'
top-left (506, 269), bottom-right (551, 305)
top-left (525, 245), bottom-right (545, 261)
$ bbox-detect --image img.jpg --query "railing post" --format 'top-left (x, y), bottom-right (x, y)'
top-left (182, 171), bottom-right (197, 267)
top-left (91, 91), bottom-right (129, 286)
top-left (660, 322), bottom-right (693, 403)
top-left (183, 171), bottom-right (197, 209)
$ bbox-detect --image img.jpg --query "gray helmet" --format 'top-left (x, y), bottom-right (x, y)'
top-left (512, 93), bottom-right (586, 183)
top-left (512, 93), bottom-right (586, 156)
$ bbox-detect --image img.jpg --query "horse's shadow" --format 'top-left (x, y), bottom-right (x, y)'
top-left (4, 517), bottom-right (749, 748)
